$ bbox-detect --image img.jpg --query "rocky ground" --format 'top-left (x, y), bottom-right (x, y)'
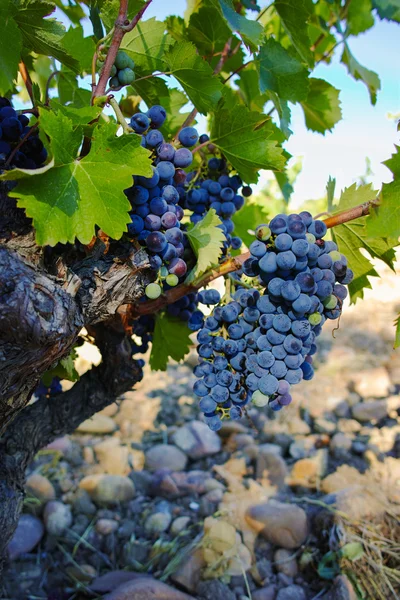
top-left (2, 261), bottom-right (400, 600)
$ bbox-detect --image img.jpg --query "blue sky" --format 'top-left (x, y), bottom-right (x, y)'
top-left (56, 1), bottom-right (399, 203)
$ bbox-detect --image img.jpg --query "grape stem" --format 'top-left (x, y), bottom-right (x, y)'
top-left (108, 95), bottom-right (132, 134)
top-left (92, 0), bottom-right (153, 101)
top-left (130, 199), bottom-right (379, 317)
top-left (18, 61), bottom-right (34, 105)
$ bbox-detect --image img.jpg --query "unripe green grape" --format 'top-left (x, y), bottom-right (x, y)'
top-left (110, 64), bottom-right (117, 77)
top-left (252, 390), bottom-right (270, 407)
top-left (255, 224), bottom-right (271, 241)
top-left (126, 56), bottom-right (135, 70)
top-left (117, 67), bottom-right (135, 86)
top-left (160, 266), bottom-right (169, 278)
top-left (323, 295), bottom-right (338, 309)
top-left (308, 312), bottom-right (322, 325)
top-left (145, 283), bottom-right (162, 299)
top-left (96, 60), bottom-right (104, 70)
top-left (109, 76), bottom-right (120, 89)
top-left (166, 273), bottom-right (179, 287)
top-left (329, 250), bottom-right (342, 262)
top-left (306, 233), bottom-right (316, 244)
top-left (115, 50), bottom-right (131, 70)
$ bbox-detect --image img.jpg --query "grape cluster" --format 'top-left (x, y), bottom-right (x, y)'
top-left (193, 212), bottom-right (353, 430)
top-left (98, 51), bottom-right (136, 89)
top-left (34, 377), bottom-right (62, 399)
top-left (0, 97), bottom-right (47, 170)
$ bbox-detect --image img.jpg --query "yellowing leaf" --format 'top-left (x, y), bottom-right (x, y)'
top-left (186, 209), bottom-right (226, 279)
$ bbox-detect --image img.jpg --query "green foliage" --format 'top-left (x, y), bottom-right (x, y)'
top-left (300, 78), bottom-right (342, 134)
top-left (366, 146), bottom-right (400, 239)
top-left (274, 0), bottom-right (315, 66)
top-left (0, 1), bottom-right (22, 95)
top-left (149, 312), bottom-right (192, 370)
top-left (120, 18), bottom-right (173, 72)
top-left (42, 349), bottom-right (80, 385)
top-left (186, 209), bottom-right (226, 280)
top-left (347, 0), bottom-right (375, 34)
top-left (232, 198), bottom-right (270, 248)
top-left (395, 315), bottom-right (400, 349)
top-left (341, 44), bottom-right (381, 105)
top-left (372, 0), bottom-right (400, 22)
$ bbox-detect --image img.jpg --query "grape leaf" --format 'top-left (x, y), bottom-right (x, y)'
top-left (394, 315), bottom-right (400, 349)
top-left (347, 0), bottom-right (375, 34)
top-left (266, 91), bottom-right (293, 139)
top-left (275, 170), bottom-right (294, 203)
top-left (210, 103), bottom-right (287, 183)
top-left (232, 199), bottom-right (270, 248)
top-left (0, 112), bottom-right (152, 245)
top-left (53, 0), bottom-right (86, 24)
top-left (120, 18), bottom-right (173, 73)
top-left (165, 41), bottom-right (223, 114)
top-left (187, 6), bottom-right (231, 55)
top-left (130, 75), bottom-right (170, 108)
top-left (12, 0), bottom-right (79, 73)
top-left (330, 183), bottom-right (397, 302)
top-left (49, 100), bottom-right (103, 125)
top-left (61, 26), bottom-right (96, 74)
top-left (165, 15), bottom-right (187, 41)
top-left (100, 0), bottom-right (145, 31)
top-left (186, 209), bottom-right (226, 279)
top-left (218, 0), bottom-right (264, 50)
top-left (149, 312), bottom-right (192, 371)
top-left (274, 0), bottom-right (314, 66)
top-left (300, 78), bottom-right (342, 134)
top-left (57, 69), bottom-right (92, 107)
top-left (42, 348), bottom-right (79, 384)
top-left (237, 67), bottom-right (270, 113)
top-left (372, 0), bottom-right (400, 22)
top-left (365, 146), bottom-right (400, 239)
top-left (258, 38), bottom-right (310, 103)
top-left (341, 44), bottom-right (381, 105)
top-left (159, 89), bottom-right (192, 138)
top-left (0, 1), bottom-right (22, 95)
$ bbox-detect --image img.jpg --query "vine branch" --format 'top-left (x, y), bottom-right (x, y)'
top-left (130, 199), bottom-right (379, 317)
top-left (18, 62), bottom-right (34, 105)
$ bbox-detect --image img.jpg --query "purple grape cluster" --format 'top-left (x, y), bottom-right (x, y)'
top-left (34, 377), bottom-right (62, 398)
top-left (0, 97), bottom-right (47, 170)
top-left (193, 212), bottom-right (353, 430)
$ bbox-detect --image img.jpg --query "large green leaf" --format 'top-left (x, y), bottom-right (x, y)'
top-left (130, 75), bottom-right (170, 108)
top-left (347, 0), bottom-right (375, 34)
top-left (12, 0), bottom-right (79, 73)
top-left (258, 38), bottom-right (310, 103)
top-left (232, 198), bottom-right (271, 248)
top-left (331, 183), bottom-right (398, 302)
top-left (61, 26), bottom-right (96, 74)
top-left (300, 78), bottom-right (342, 134)
top-left (366, 146), bottom-right (400, 239)
top-left (100, 0), bottom-right (145, 31)
top-left (57, 69), bottom-right (92, 107)
top-left (341, 44), bottom-right (381, 105)
top-left (0, 1), bottom-right (22, 95)
top-left (186, 209), bottom-right (226, 279)
top-left (1, 112), bottom-right (152, 245)
top-left (187, 6), bottom-right (231, 55)
top-left (217, 0), bottom-right (264, 50)
top-left (237, 67), bottom-right (270, 112)
top-left (274, 0), bottom-right (314, 66)
top-left (165, 15), bottom-right (187, 42)
top-left (372, 0), bottom-right (400, 22)
top-left (210, 102), bottom-right (287, 183)
top-left (165, 41), bottom-right (223, 114)
top-left (149, 312), bottom-right (192, 371)
top-left (120, 18), bottom-right (173, 73)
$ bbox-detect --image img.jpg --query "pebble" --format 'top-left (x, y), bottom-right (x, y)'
top-left (171, 548), bottom-right (206, 593)
top-left (252, 585), bottom-right (277, 600)
top-left (352, 367), bottom-right (391, 398)
top-left (25, 473), bottom-right (56, 504)
top-left (337, 418), bottom-right (361, 433)
top-left (276, 585), bottom-right (306, 600)
top-left (145, 511), bottom-right (172, 535)
top-left (77, 414), bottom-right (116, 434)
top-left (45, 436), bottom-right (73, 454)
top-left (314, 418), bottom-right (337, 434)
top-left (122, 540), bottom-right (149, 566)
top-left (65, 564), bottom-right (96, 582)
top-left (287, 450), bottom-right (327, 489)
top-left (7, 514), bottom-right (44, 560)
top-left (79, 474), bottom-right (135, 505)
top-left (90, 571), bottom-right (143, 593)
top-left (145, 444), bottom-right (188, 472)
top-left (324, 575), bottom-right (358, 600)
top-left (83, 446), bottom-right (95, 464)
top-left (256, 450), bottom-right (288, 489)
top-left (104, 577), bottom-right (196, 599)
top-left (196, 579), bottom-right (236, 600)
top-left (274, 548), bottom-right (298, 577)
top-left (173, 420), bottom-right (221, 459)
top-left (72, 489), bottom-right (97, 515)
top-left (330, 433), bottom-right (353, 456)
top-left (43, 501), bottom-right (72, 536)
top-left (352, 400), bottom-right (389, 422)
top-left (94, 438), bottom-right (134, 476)
top-left (246, 501), bottom-right (308, 549)
top-left (170, 516), bottom-right (191, 535)
top-left (96, 518), bottom-right (119, 535)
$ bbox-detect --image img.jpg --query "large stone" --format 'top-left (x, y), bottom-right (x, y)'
top-left (26, 473), bottom-right (56, 504)
top-left (352, 400), bottom-right (390, 422)
top-left (171, 549), bottom-right (206, 593)
top-left (274, 548), bottom-right (298, 577)
top-left (287, 450), bottom-right (327, 489)
top-left (145, 444), bottom-right (188, 472)
top-left (337, 419), bottom-right (361, 433)
top-left (276, 586), bottom-right (306, 600)
top-left (351, 368), bottom-right (391, 398)
top-left (104, 577), bottom-right (196, 600)
top-left (196, 580), bottom-right (236, 600)
top-left (77, 414), bottom-right (116, 434)
top-left (330, 433), bottom-right (353, 456)
top-left (246, 501), bottom-right (308, 549)
top-left (94, 438), bottom-right (135, 476)
top-left (79, 475), bottom-right (135, 505)
top-left (43, 501), bottom-right (72, 536)
top-left (256, 449), bottom-right (288, 489)
top-left (252, 585), bottom-right (277, 600)
top-left (322, 575), bottom-right (357, 600)
top-left (90, 571), bottom-right (146, 593)
top-left (173, 421), bottom-right (221, 459)
top-left (7, 514), bottom-right (44, 560)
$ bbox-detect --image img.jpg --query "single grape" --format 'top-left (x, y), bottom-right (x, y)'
top-left (178, 126), bottom-right (199, 147)
top-left (118, 67), bottom-right (135, 85)
top-left (130, 113), bottom-right (150, 133)
top-left (145, 282), bottom-right (161, 299)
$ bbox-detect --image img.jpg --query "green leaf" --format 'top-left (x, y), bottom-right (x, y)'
top-left (53, 0), bottom-right (86, 24)
top-left (186, 209), bottom-right (226, 279)
top-left (13, 0), bottom-right (79, 73)
top-left (165, 15), bottom-right (187, 41)
top-left (274, 0), bottom-right (315, 66)
top-left (383, 144), bottom-right (400, 177)
top-left (341, 44), bottom-right (381, 105)
top-left (340, 542), bottom-right (364, 562)
top-left (372, 0), bottom-right (400, 22)
top-left (1, 112), bottom-right (152, 245)
top-left (218, 0), bottom-right (264, 50)
top-left (130, 75), bottom-right (170, 108)
top-left (300, 78), bottom-right (342, 134)
top-left (258, 38), bottom-right (310, 103)
top-left (347, 0), bottom-right (375, 34)
top-left (210, 103), bottom-right (287, 183)
top-left (120, 18), bottom-right (173, 73)
top-left (61, 26), bottom-right (96, 74)
top-left (266, 91), bottom-right (293, 139)
top-left (237, 67), bottom-right (270, 112)
top-left (331, 183), bottom-right (398, 302)
top-left (57, 69), bottom-right (92, 107)
top-left (187, 6), bottom-right (231, 55)
top-left (165, 41), bottom-right (223, 114)
top-left (232, 198), bottom-right (271, 248)
top-left (326, 176), bottom-right (336, 212)
top-left (394, 314), bottom-right (400, 349)
top-left (159, 89), bottom-right (192, 138)
top-left (149, 312), bottom-right (192, 371)
top-left (0, 1), bottom-right (22, 95)
top-left (317, 551), bottom-right (340, 580)
top-left (275, 170), bottom-right (294, 203)
top-left (42, 349), bottom-right (79, 384)
top-left (100, 0), bottom-right (145, 31)
top-left (49, 100), bottom-right (103, 125)
top-left (366, 146), bottom-right (400, 240)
